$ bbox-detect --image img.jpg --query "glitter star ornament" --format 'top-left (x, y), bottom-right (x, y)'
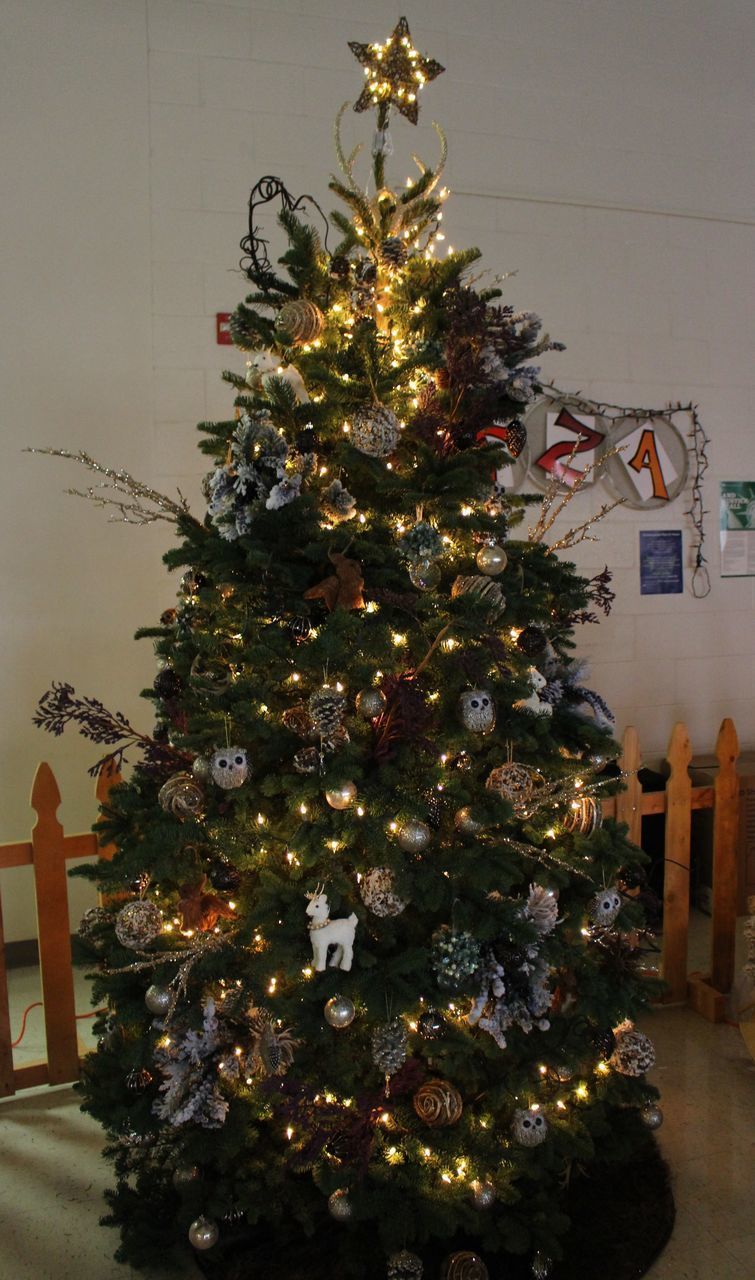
top-left (349, 17), bottom-right (444, 124)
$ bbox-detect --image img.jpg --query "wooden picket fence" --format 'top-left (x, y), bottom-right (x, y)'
top-left (0, 763), bottom-right (119, 1097)
top-left (0, 723), bottom-right (743, 1094)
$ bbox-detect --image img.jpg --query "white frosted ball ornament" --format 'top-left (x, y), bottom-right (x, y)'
top-left (325, 781), bottom-right (357, 810)
top-left (458, 689), bottom-right (496, 734)
top-left (210, 747), bottom-right (249, 790)
top-left (115, 901), bottom-right (162, 950)
top-left (476, 543), bottom-right (508, 576)
top-left (397, 819), bottom-right (432, 853)
top-left (188, 1216), bottom-right (219, 1250)
top-left (327, 1188), bottom-right (353, 1221)
top-left (589, 886), bottom-right (622, 927)
top-left (512, 1107), bottom-right (548, 1147)
top-left (324, 994), bottom-right (356, 1028)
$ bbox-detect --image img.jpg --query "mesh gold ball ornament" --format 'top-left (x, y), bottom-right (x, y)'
top-left (371, 1018), bottom-right (408, 1077)
top-left (397, 819), bottom-right (431, 853)
top-left (144, 984), bottom-right (172, 1016)
top-left (417, 1008), bottom-right (445, 1039)
top-left (351, 403), bottom-right (401, 458)
top-left (640, 1103), bottom-right (664, 1130)
top-left (325, 780), bottom-right (358, 810)
top-left (610, 1025), bottom-right (656, 1076)
top-left (451, 574), bottom-right (506, 619)
top-left (458, 688), bottom-right (496, 734)
top-left (356, 687), bottom-right (387, 719)
top-left (412, 1078), bottom-right (463, 1128)
top-left (454, 807), bottom-right (485, 836)
top-left (486, 762), bottom-right (545, 815)
top-left (360, 866), bottom-right (407, 917)
top-left (179, 568), bottom-right (208, 598)
top-left (275, 298), bottom-right (324, 345)
top-left (387, 1249), bottom-right (424, 1279)
top-left (470, 1178), bottom-right (496, 1210)
top-left (327, 1189), bottom-right (353, 1221)
top-left (442, 1250), bottom-right (489, 1280)
top-left (589, 885), bottom-right (622, 927)
top-left (288, 615), bottom-right (313, 644)
top-left (188, 1216), bottom-right (219, 1250)
top-left (324, 994), bottom-right (356, 1029)
top-left (172, 1164), bottom-right (200, 1191)
top-left (190, 653), bottom-right (232, 697)
top-left (475, 541), bottom-right (507, 576)
top-left (115, 900), bottom-right (162, 949)
top-left (210, 747), bottom-right (248, 790)
top-left (158, 773), bottom-right (205, 821)
top-left (512, 1107), bottom-right (548, 1147)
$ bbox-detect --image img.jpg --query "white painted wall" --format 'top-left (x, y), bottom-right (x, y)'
top-left (2, 0), bottom-right (754, 940)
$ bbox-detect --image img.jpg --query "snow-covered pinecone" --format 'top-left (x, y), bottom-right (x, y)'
top-left (371, 1018), bottom-right (408, 1076)
top-left (308, 686), bottom-right (347, 737)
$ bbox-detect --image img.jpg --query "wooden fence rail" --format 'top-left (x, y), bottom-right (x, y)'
top-left (0, 724), bottom-right (744, 1094)
top-left (0, 763), bottom-right (119, 1098)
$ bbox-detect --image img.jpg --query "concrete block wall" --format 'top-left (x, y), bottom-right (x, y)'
top-left (1, 0), bottom-right (754, 938)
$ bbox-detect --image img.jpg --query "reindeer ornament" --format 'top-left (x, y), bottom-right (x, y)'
top-left (306, 886), bottom-right (358, 972)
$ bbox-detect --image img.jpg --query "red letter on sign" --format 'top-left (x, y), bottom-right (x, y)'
top-left (627, 428), bottom-right (669, 501)
top-left (535, 407), bottom-right (603, 486)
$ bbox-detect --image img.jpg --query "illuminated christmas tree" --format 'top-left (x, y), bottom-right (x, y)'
top-left (37, 18), bottom-right (664, 1280)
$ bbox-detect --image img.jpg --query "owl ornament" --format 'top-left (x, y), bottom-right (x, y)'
top-left (589, 885), bottom-right (622, 927)
top-left (458, 688), bottom-right (496, 735)
top-left (210, 747), bottom-right (249, 790)
top-left (512, 1107), bottom-right (548, 1147)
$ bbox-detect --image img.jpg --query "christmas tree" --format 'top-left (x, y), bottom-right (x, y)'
top-left (37, 18), bottom-right (664, 1280)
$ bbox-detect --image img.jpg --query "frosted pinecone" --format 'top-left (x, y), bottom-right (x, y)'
top-left (308, 685), bottom-right (347, 737)
top-left (380, 236), bottom-right (408, 270)
top-left (371, 1018), bottom-right (408, 1076)
top-left (525, 884), bottom-right (559, 935)
top-left (322, 478), bottom-right (356, 521)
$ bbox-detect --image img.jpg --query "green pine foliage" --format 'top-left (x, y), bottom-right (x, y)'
top-left (58, 50), bottom-right (663, 1280)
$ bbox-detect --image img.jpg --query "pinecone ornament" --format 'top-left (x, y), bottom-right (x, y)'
top-left (380, 236), bottom-right (408, 270)
top-left (350, 404), bottom-right (401, 457)
top-left (308, 685), bottom-right (347, 738)
top-left (387, 1250), bottom-right (423, 1279)
top-left (371, 1018), bottom-right (408, 1077)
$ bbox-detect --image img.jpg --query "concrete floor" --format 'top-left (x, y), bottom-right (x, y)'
top-left (1, 913), bottom-right (753, 1279)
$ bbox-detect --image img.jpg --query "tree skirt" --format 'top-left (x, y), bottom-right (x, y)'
top-left (196, 1139), bottom-right (674, 1280)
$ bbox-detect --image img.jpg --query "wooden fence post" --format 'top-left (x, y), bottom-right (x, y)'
top-left (0, 892), bottom-right (14, 1097)
top-left (614, 726), bottom-right (642, 847)
top-left (661, 723), bottom-right (692, 1003)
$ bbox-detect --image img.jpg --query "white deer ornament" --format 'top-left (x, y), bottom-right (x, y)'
top-left (306, 887), bottom-right (358, 972)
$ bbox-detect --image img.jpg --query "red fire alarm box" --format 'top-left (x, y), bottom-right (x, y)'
top-left (216, 313), bottom-right (233, 345)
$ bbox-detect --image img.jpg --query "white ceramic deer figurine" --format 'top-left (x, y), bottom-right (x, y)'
top-left (306, 885), bottom-right (358, 972)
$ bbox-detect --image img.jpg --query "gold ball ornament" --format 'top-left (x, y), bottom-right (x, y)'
top-left (158, 773), bottom-right (206, 821)
top-left (324, 994), bottom-right (356, 1029)
top-left (325, 781), bottom-right (357, 810)
top-left (562, 795), bottom-right (603, 836)
top-left (412, 1078), bottom-right (463, 1128)
top-left (275, 298), bottom-right (324, 345)
top-left (486, 762), bottom-right (545, 817)
top-left (475, 543), bottom-right (508, 576)
top-left (442, 1252), bottom-right (489, 1280)
top-left (350, 404), bottom-right (401, 458)
top-left (397, 819), bottom-right (431, 853)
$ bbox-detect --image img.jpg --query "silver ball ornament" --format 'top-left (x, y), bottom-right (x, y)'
top-left (144, 984), bottom-right (172, 1016)
top-left (325, 781), bottom-right (357, 810)
top-left (640, 1103), bottom-right (664, 1130)
top-left (172, 1164), bottom-right (200, 1190)
top-left (356, 687), bottom-right (387, 719)
top-left (188, 1216), bottom-right (219, 1250)
top-left (470, 1178), bottom-right (496, 1210)
top-left (532, 1252), bottom-right (552, 1279)
top-left (397, 819), bottom-right (431, 853)
top-left (454, 807), bottom-right (485, 836)
top-left (475, 543), bottom-right (508, 576)
top-left (324, 994), bottom-right (356, 1029)
top-left (191, 755), bottom-right (211, 782)
top-left (327, 1188), bottom-right (353, 1221)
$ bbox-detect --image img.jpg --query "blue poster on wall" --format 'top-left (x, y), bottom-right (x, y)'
top-left (639, 530), bottom-right (683, 595)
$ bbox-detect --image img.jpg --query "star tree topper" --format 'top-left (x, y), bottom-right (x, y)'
top-left (349, 16), bottom-right (444, 124)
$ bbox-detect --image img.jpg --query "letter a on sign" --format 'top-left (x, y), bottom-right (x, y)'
top-left (619, 422), bottom-right (677, 503)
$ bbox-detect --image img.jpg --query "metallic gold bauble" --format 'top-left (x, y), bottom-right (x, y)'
top-left (640, 1103), bottom-right (664, 1130)
top-left (114, 900), bottom-right (162, 949)
top-left (172, 1164), bottom-right (200, 1190)
top-left (454, 807), bottom-right (485, 836)
top-left (145, 984), bottom-right (172, 1016)
top-left (351, 404), bottom-right (401, 457)
top-left (470, 1179), bottom-right (496, 1210)
top-left (475, 543), bottom-right (507, 576)
top-left (408, 558), bottom-right (441, 591)
top-left (562, 795), bottom-right (603, 836)
top-left (158, 773), bottom-right (205, 821)
top-left (397, 819), bottom-right (431, 853)
top-left (327, 1188), bottom-right (353, 1221)
top-left (359, 866), bottom-right (407, 917)
top-left (486, 762), bottom-right (545, 817)
top-left (325, 781), bottom-right (357, 810)
top-left (442, 1250), bottom-right (489, 1280)
top-left (275, 298), bottom-right (324, 345)
top-left (188, 1216), bottom-right (219, 1250)
top-left (355, 687), bottom-right (387, 719)
top-left (324, 994), bottom-right (356, 1028)
top-left (412, 1079), bottom-right (463, 1128)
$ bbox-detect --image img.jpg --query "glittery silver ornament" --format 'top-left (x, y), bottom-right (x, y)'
top-left (475, 543), bottom-right (507, 576)
top-left (371, 1018), bottom-right (408, 1076)
top-left (351, 404), bottom-right (401, 457)
top-left (442, 1250), bottom-right (489, 1280)
top-left (145, 984), bottom-right (173, 1016)
top-left (327, 1188), bottom-right (353, 1221)
top-left (458, 688), bottom-right (496, 734)
top-left (188, 1216), bottom-right (219, 1250)
top-left (397, 819), bottom-right (431, 853)
top-left (356, 687), bottom-right (387, 719)
top-left (408, 558), bottom-right (441, 590)
top-left (191, 755), bottom-right (211, 782)
top-left (470, 1179), bottom-right (496, 1210)
top-left (512, 1107), bottom-right (548, 1147)
top-left (610, 1026), bottom-right (656, 1077)
top-left (387, 1249), bottom-right (424, 1279)
top-left (324, 994), bottom-right (356, 1028)
top-left (325, 781), bottom-right (357, 810)
top-left (172, 1164), bottom-right (200, 1190)
top-left (531, 1251), bottom-right (552, 1279)
top-left (359, 866), bottom-right (407, 917)
top-left (640, 1103), bottom-right (664, 1129)
top-left (158, 772), bottom-right (205, 821)
top-left (589, 886), bottom-right (622, 927)
top-left (209, 747), bottom-right (248, 789)
top-left (454, 807), bottom-right (485, 836)
top-left (115, 900), bottom-right (162, 949)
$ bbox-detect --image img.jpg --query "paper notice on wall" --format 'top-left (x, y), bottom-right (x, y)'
top-left (720, 481), bottom-right (755, 577)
